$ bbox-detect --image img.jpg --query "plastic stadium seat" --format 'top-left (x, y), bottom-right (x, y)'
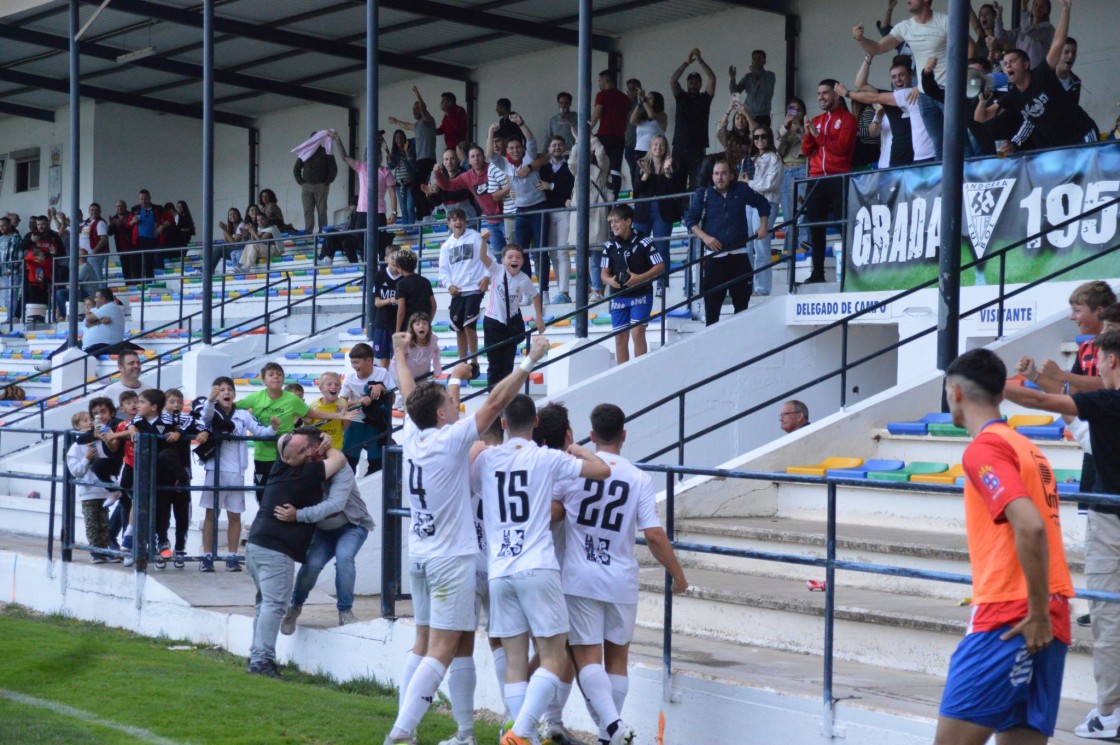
top-left (911, 464), bottom-right (966, 484)
top-left (1053, 468), bottom-right (1082, 495)
top-left (787, 456), bottom-right (863, 477)
top-left (868, 462), bottom-right (949, 482)
top-left (827, 459), bottom-right (905, 479)
top-left (886, 412), bottom-right (953, 436)
top-left (1017, 422), bottom-right (1065, 440)
top-left (927, 422), bottom-right (969, 437)
top-left (1008, 415), bottom-right (1054, 430)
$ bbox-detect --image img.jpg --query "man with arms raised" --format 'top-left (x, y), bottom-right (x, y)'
top-left (935, 349), bottom-right (1073, 744)
top-left (384, 332), bottom-right (552, 745)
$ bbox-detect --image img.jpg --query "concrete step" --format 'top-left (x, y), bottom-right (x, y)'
top-left (673, 514), bottom-right (1087, 600)
top-left (636, 564), bottom-right (1096, 703)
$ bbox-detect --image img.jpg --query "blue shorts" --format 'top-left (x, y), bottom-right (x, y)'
top-left (371, 327), bottom-right (394, 360)
top-left (939, 627), bottom-right (1067, 736)
top-left (609, 293), bottom-right (653, 330)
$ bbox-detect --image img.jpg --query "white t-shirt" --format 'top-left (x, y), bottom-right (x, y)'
top-left (402, 415), bottom-right (480, 560)
top-left (483, 262), bottom-right (537, 325)
top-left (471, 437), bottom-right (583, 579)
top-left (81, 301), bottom-right (126, 350)
top-left (340, 366), bottom-right (395, 402)
top-left (103, 377), bottom-right (146, 404)
top-left (890, 13), bottom-right (949, 91)
top-left (471, 488), bottom-right (489, 573)
top-left (554, 452), bottom-right (660, 604)
top-left (893, 89), bottom-right (935, 161)
top-left (876, 113), bottom-right (893, 170)
top-left (438, 228), bottom-right (488, 293)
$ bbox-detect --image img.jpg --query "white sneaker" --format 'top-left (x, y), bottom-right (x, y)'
top-left (436, 734), bottom-right (477, 745)
top-left (589, 290), bottom-right (603, 303)
top-left (541, 291), bottom-right (551, 306)
top-left (1075, 708), bottom-right (1120, 739)
top-left (608, 722), bottom-right (635, 745)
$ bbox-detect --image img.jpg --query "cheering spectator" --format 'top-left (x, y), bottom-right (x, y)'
top-left (837, 59), bottom-right (934, 164)
top-left (494, 98), bottom-right (521, 142)
top-left (590, 70), bottom-right (631, 197)
top-left (670, 48), bottom-right (716, 192)
top-left (777, 97), bottom-right (808, 257)
top-left (387, 129), bottom-right (419, 226)
top-left (435, 91), bottom-right (468, 151)
top-left (623, 78), bottom-right (643, 187)
top-left (1055, 35), bottom-right (1081, 104)
top-left (747, 126), bottom-right (782, 297)
top-left (632, 134), bottom-right (683, 295)
top-left (801, 81), bottom-right (856, 284)
top-left (238, 212), bottom-right (282, 270)
top-left (728, 49), bottom-right (777, 126)
top-left (547, 91), bottom-right (577, 151)
top-left (488, 114), bottom-right (546, 283)
top-left (433, 144), bottom-right (510, 259)
top-left (331, 131), bottom-right (398, 263)
top-left (259, 189), bottom-right (288, 232)
top-left (388, 86), bottom-right (438, 221)
top-left (992, 0), bottom-right (1055, 67)
top-left (537, 135), bottom-right (575, 304)
top-left (79, 202), bottom-right (110, 285)
top-left (423, 148), bottom-right (478, 217)
top-left (292, 131), bottom-right (338, 234)
top-left (629, 89), bottom-right (668, 164)
top-left (716, 103), bottom-right (757, 181)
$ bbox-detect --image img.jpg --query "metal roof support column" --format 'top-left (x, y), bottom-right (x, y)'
top-left (68, 0), bottom-right (80, 341)
top-left (347, 107), bottom-right (359, 205)
top-left (201, 0), bottom-right (214, 344)
top-left (784, 13), bottom-right (798, 107)
top-left (364, 0), bottom-right (378, 340)
top-left (937, 0), bottom-right (969, 376)
top-left (574, 0), bottom-right (592, 339)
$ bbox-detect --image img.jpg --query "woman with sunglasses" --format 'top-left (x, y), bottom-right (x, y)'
top-left (747, 126), bottom-right (782, 296)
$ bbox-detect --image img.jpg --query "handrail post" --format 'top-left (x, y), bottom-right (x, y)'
top-left (55, 433), bottom-right (69, 562)
top-left (662, 471), bottom-right (676, 703)
top-left (211, 440), bottom-right (222, 561)
top-left (840, 321), bottom-right (849, 408)
top-left (822, 480), bottom-right (837, 738)
top-left (997, 252), bottom-right (1007, 339)
top-left (133, 433), bottom-right (156, 572)
top-left (677, 394), bottom-right (686, 473)
top-left (381, 445), bottom-right (401, 619)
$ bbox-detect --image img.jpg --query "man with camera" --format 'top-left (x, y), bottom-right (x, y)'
top-left (601, 204), bottom-right (664, 364)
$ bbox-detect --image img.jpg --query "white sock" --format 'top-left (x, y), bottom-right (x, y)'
top-left (579, 664), bottom-right (619, 733)
top-left (609, 673), bottom-right (629, 717)
top-left (514, 668), bottom-right (560, 738)
top-left (448, 656), bottom-right (477, 736)
top-left (399, 651), bottom-right (423, 710)
top-left (123, 524), bottom-right (133, 537)
top-left (504, 680), bottom-right (528, 724)
top-left (492, 646), bottom-right (508, 698)
top-left (391, 656), bottom-right (446, 738)
top-left (544, 680), bottom-right (571, 724)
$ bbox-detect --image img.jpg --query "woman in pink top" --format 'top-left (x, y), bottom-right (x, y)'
top-left (331, 131), bottom-right (399, 262)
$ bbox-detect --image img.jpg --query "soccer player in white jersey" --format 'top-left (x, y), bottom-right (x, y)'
top-left (472, 394), bottom-right (610, 745)
top-left (385, 332), bottom-right (552, 745)
top-left (553, 404), bottom-right (688, 745)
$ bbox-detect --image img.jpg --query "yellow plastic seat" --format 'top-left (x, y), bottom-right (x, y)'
top-left (787, 456), bottom-right (863, 477)
top-left (912, 464), bottom-right (965, 484)
top-left (1008, 414), bottom-right (1054, 430)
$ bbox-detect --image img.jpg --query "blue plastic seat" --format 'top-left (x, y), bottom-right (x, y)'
top-left (827, 459), bottom-right (905, 479)
top-left (886, 412), bottom-right (953, 436)
top-left (1017, 423), bottom-right (1065, 440)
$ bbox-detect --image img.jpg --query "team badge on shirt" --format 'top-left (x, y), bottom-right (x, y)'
top-left (978, 466), bottom-right (1001, 493)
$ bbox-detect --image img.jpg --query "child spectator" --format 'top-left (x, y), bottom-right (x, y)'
top-left (339, 342), bottom-right (394, 475)
top-left (67, 411), bottom-right (116, 563)
top-left (372, 249), bottom-right (402, 368)
top-left (236, 361), bottom-right (354, 492)
top-left (402, 312), bottom-right (443, 383)
top-left (309, 371), bottom-right (347, 450)
top-left (284, 382), bottom-right (305, 399)
top-left (438, 207), bottom-right (489, 379)
top-left (198, 376), bottom-right (278, 572)
top-left (23, 241), bottom-right (52, 322)
top-left (123, 388), bottom-right (183, 568)
top-left (479, 243), bottom-right (545, 387)
top-left (107, 390), bottom-right (139, 565)
top-left (164, 388), bottom-right (206, 568)
top-left (393, 248), bottom-right (436, 333)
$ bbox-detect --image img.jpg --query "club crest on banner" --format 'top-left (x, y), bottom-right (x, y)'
top-left (963, 179), bottom-right (1015, 260)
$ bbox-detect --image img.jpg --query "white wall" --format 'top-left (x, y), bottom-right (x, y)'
top-left (0, 101), bottom-right (95, 222)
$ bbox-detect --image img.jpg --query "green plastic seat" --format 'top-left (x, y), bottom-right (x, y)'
top-left (927, 422), bottom-right (969, 437)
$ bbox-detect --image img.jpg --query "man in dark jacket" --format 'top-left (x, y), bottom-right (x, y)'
top-left (294, 136), bottom-right (339, 235)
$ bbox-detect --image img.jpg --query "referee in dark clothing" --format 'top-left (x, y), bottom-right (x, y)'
top-left (682, 157), bottom-right (770, 326)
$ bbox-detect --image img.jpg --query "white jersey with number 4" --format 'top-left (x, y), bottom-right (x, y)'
top-left (472, 437), bottom-right (583, 580)
top-left (555, 452), bottom-right (660, 604)
top-left (401, 415), bottom-right (479, 560)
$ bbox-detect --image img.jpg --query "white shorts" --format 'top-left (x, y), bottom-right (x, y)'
top-left (410, 554), bottom-right (477, 632)
top-left (199, 470), bottom-right (246, 513)
top-left (474, 570), bottom-right (491, 633)
top-left (488, 569), bottom-right (569, 639)
top-left (565, 594), bottom-right (637, 646)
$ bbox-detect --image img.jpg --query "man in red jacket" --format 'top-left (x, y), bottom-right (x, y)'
top-left (800, 79), bottom-right (856, 284)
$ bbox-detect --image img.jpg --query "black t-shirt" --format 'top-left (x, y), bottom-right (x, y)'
top-left (372, 267), bottom-right (400, 329)
top-left (882, 95), bottom-right (915, 167)
top-left (1072, 389), bottom-right (1120, 513)
top-left (673, 91), bottom-right (713, 153)
top-left (248, 459), bottom-right (327, 560)
top-left (998, 62), bottom-right (1087, 149)
top-left (395, 273), bottom-right (434, 332)
top-left (602, 230), bottom-right (662, 299)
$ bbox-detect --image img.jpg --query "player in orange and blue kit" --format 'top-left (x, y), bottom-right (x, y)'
top-left (936, 348), bottom-right (1075, 745)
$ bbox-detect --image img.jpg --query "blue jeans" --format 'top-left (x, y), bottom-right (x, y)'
top-left (590, 249), bottom-right (604, 291)
top-left (514, 207), bottom-right (544, 275)
top-left (918, 93), bottom-right (945, 161)
top-left (485, 218), bottom-right (507, 260)
top-left (246, 543), bottom-right (294, 667)
top-left (633, 201), bottom-right (672, 288)
top-left (397, 184), bottom-right (416, 227)
top-left (748, 202), bottom-right (778, 295)
top-left (780, 163), bottom-right (807, 256)
top-left (290, 523), bottom-right (368, 612)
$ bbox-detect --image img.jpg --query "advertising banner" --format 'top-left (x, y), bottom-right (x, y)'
top-left (844, 142), bottom-right (1120, 292)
